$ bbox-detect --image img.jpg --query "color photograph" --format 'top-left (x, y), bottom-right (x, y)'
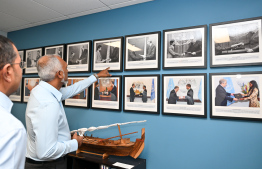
top-left (125, 32), bottom-right (160, 70)
top-left (25, 48), bottom-right (43, 74)
top-left (93, 37), bottom-right (123, 72)
top-left (162, 74), bottom-right (206, 117)
top-left (163, 25), bottom-right (207, 69)
top-left (64, 77), bottom-right (89, 107)
top-left (91, 76), bottom-right (121, 111)
top-left (210, 72), bottom-right (262, 120)
top-left (23, 78), bottom-right (40, 102)
top-left (210, 16), bottom-right (262, 67)
top-left (124, 75), bottom-right (159, 114)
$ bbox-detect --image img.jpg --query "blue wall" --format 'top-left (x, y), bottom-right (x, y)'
top-left (8, 0), bottom-right (262, 168)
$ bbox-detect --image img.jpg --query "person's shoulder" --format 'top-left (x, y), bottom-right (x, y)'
top-left (0, 110), bottom-right (25, 135)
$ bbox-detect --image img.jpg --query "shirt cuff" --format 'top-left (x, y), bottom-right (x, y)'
top-left (69, 139), bottom-right (78, 152)
top-left (89, 75), bottom-right (97, 83)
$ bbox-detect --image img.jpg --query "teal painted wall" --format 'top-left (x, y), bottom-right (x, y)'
top-left (8, 0), bottom-right (262, 168)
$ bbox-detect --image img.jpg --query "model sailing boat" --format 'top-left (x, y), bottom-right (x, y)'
top-left (71, 120), bottom-right (146, 159)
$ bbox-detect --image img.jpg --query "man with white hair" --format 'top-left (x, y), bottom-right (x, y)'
top-left (215, 79), bottom-right (238, 106)
top-left (25, 55), bottom-right (111, 168)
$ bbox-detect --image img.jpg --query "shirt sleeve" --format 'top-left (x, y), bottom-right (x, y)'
top-left (32, 102), bottom-right (77, 160)
top-left (60, 75), bottom-right (97, 101)
top-left (0, 128), bottom-right (26, 169)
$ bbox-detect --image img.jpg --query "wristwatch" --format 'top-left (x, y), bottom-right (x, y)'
top-left (93, 73), bottom-right (99, 80)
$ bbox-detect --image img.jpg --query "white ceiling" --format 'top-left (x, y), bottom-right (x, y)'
top-left (0, 0), bottom-right (153, 33)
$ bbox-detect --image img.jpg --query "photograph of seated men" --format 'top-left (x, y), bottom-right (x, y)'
top-left (94, 79), bottom-right (118, 101)
top-left (68, 45), bottom-right (88, 65)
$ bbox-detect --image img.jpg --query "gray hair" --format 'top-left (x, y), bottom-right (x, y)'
top-left (219, 79), bottom-right (227, 84)
top-left (37, 55), bottom-right (62, 82)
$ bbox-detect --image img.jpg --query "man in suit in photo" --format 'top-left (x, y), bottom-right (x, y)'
top-left (145, 40), bottom-right (156, 60)
top-left (77, 45), bottom-right (88, 64)
top-left (94, 82), bottom-right (99, 100)
top-left (130, 83), bottom-right (135, 102)
top-left (168, 86), bottom-right (180, 104)
top-left (184, 38), bottom-right (202, 57)
top-left (110, 81), bottom-right (117, 101)
top-left (110, 46), bottom-right (119, 62)
top-left (185, 84), bottom-right (194, 105)
top-left (215, 79), bottom-right (238, 106)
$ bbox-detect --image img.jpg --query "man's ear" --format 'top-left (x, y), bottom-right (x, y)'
top-left (2, 64), bottom-right (12, 83)
top-left (57, 70), bottom-right (63, 79)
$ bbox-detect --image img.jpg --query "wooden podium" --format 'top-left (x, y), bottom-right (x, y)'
top-left (67, 151), bottom-right (146, 169)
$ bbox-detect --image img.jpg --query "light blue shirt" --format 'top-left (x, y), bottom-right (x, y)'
top-left (0, 91), bottom-right (27, 169)
top-left (25, 75), bottom-right (97, 161)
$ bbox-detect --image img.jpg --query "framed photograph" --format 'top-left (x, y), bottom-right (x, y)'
top-left (163, 25), bottom-right (207, 69)
top-left (66, 41), bottom-right (91, 73)
top-left (93, 37), bottom-right (123, 72)
top-left (125, 32), bottom-right (160, 71)
top-left (162, 74), bottom-right (206, 117)
top-left (123, 75), bottom-right (159, 114)
top-left (44, 44), bottom-right (65, 60)
top-left (210, 72), bottom-right (262, 121)
top-left (25, 48), bottom-right (43, 74)
top-left (91, 76), bottom-right (122, 111)
top-left (23, 77), bottom-right (40, 102)
top-left (64, 77), bottom-right (89, 108)
top-left (18, 50), bottom-right (25, 74)
top-left (9, 82), bottom-right (23, 102)
top-left (210, 16), bottom-right (262, 67)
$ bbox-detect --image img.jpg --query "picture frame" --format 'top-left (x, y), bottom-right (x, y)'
top-left (162, 73), bottom-right (207, 117)
top-left (23, 77), bottom-right (40, 102)
top-left (64, 77), bottom-right (90, 108)
top-left (91, 76), bottom-right (122, 111)
top-left (93, 36), bottom-right (123, 72)
top-left (210, 16), bottom-right (262, 67)
top-left (18, 50), bottom-right (25, 74)
top-left (163, 25), bottom-right (207, 69)
top-left (210, 71), bottom-right (262, 121)
top-left (123, 74), bottom-right (159, 114)
top-left (124, 31), bottom-right (160, 71)
top-left (9, 81), bottom-right (23, 102)
top-left (24, 47), bottom-right (43, 74)
top-left (66, 41), bottom-right (91, 73)
top-left (44, 44), bottom-right (65, 60)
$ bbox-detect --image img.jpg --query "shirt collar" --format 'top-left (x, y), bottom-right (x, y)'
top-left (0, 91), bottom-right (13, 113)
top-left (39, 81), bottom-right (62, 102)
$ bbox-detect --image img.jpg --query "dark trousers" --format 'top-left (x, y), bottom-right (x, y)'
top-left (25, 157), bottom-right (67, 169)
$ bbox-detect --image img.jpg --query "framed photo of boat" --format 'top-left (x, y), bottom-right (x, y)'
top-left (123, 74), bottom-right (160, 114)
top-left (91, 76), bottom-right (122, 111)
top-left (210, 71), bottom-right (262, 121)
top-left (93, 36), bottom-right (123, 72)
top-left (124, 31), bottom-right (160, 71)
top-left (210, 16), bottom-right (262, 67)
top-left (64, 76), bottom-right (90, 108)
top-left (9, 82), bottom-right (23, 102)
top-left (23, 77), bottom-right (40, 102)
top-left (44, 44), bottom-right (65, 60)
top-left (24, 47), bottom-right (43, 74)
top-left (163, 25), bottom-right (207, 69)
top-left (162, 73), bottom-right (207, 117)
top-left (66, 41), bottom-right (91, 73)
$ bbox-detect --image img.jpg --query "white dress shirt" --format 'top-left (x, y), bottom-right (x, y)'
top-left (25, 75), bottom-right (96, 161)
top-left (0, 91), bottom-right (27, 169)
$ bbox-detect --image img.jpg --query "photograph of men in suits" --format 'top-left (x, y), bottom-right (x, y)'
top-left (27, 52), bottom-right (33, 68)
top-left (109, 46), bottom-right (119, 62)
top-left (68, 45), bottom-right (89, 65)
top-left (110, 81), bottom-right (117, 101)
top-left (185, 84), bottom-right (194, 105)
top-left (168, 86), bottom-right (180, 104)
top-left (130, 83), bottom-right (135, 102)
top-left (215, 79), bottom-right (238, 106)
top-left (183, 38), bottom-right (202, 57)
top-left (145, 40), bottom-right (156, 60)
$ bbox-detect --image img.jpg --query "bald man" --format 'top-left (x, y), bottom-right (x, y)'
top-left (25, 55), bottom-right (111, 168)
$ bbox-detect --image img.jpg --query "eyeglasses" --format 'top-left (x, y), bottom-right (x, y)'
top-left (11, 61), bottom-right (27, 69)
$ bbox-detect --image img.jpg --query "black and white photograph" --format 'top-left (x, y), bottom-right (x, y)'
top-left (93, 37), bottom-right (123, 72)
top-left (91, 76), bottom-right (121, 111)
top-left (66, 41), bottom-right (91, 72)
top-left (44, 44), bottom-right (64, 59)
top-left (162, 74), bottom-right (206, 117)
top-left (64, 77), bottom-right (89, 107)
top-left (18, 50), bottom-right (24, 62)
top-left (125, 32), bottom-right (160, 71)
top-left (163, 25), bottom-right (207, 69)
top-left (9, 82), bottom-right (22, 102)
top-left (23, 78), bottom-right (40, 102)
top-left (25, 48), bottom-right (43, 74)
top-left (210, 72), bottom-right (262, 121)
top-left (210, 16), bottom-right (262, 67)
top-left (123, 75), bottom-right (159, 114)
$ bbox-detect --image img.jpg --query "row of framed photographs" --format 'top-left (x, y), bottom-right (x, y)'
top-left (10, 71), bottom-right (262, 121)
top-left (18, 16), bottom-right (262, 74)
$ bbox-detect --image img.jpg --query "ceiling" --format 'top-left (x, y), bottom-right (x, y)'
top-left (0, 0), bottom-right (153, 33)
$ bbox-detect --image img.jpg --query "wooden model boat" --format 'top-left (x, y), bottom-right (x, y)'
top-left (71, 121), bottom-right (145, 159)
